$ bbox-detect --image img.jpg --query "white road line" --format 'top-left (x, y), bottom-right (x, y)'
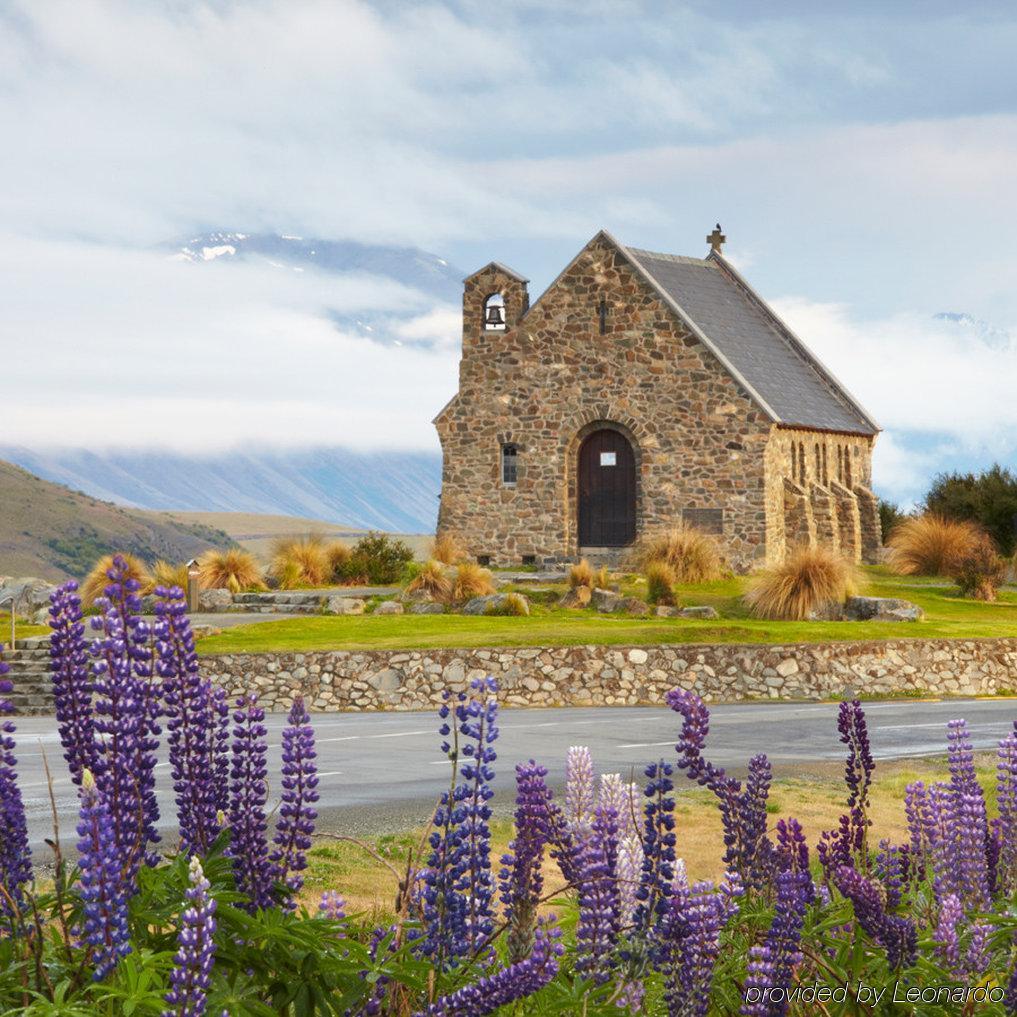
top-left (364, 730), bottom-right (432, 739)
top-left (316, 771), bottom-right (344, 778)
top-left (616, 741), bottom-right (676, 749)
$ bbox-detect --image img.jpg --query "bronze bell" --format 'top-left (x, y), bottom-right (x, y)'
top-left (485, 303), bottom-right (505, 326)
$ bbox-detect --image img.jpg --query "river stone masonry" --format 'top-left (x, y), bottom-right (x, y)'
top-left (201, 639), bottom-right (1017, 713)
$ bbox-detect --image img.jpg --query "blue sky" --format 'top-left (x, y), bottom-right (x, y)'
top-left (2, 1), bottom-right (1017, 506)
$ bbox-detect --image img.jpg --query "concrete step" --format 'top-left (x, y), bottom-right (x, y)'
top-left (578, 547), bottom-right (631, 569)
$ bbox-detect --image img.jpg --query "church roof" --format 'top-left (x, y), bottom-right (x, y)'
top-left (618, 237), bottom-right (878, 436)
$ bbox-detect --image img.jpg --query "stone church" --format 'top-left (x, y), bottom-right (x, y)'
top-left (434, 228), bottom-right (881, 571)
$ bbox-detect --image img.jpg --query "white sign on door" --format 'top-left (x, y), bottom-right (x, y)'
top-left (600, 452), bottom-right (617, 466)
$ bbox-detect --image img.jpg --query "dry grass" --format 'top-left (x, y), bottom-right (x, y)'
top-left (485, 592), bottom-right (529, 616)
top-left (152, 560), bottom-right (189, 592)
top-left (326, 542), bottom-right (354, 582)
top-left (81, 553), bottom-right (152, 607)
top-left (645, 561), bottom-right (678, 606)
top-left (405, 560), bottom-right (453, 603)
top-left (270, 535), bottom-right (330, 589)
top-left (198, 548), bottom-right (265, 593)
top-left (568, 559), bottom-right (609, 591)
top-left (450, 562), bottom-right (496, 604)
top-left (430, 532), bottom-right (468, 566)
top-left (950, 533), bottom-right (1007, 601)
top-left (745, 544), bottom-right (859, 620)
top-left (634, 524), bottom-right (726, 583)
top-left (886, 513), bottom-right (985, 577)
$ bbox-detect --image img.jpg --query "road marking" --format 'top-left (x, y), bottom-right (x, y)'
top-left (616, 741), bottom-right (676, 749)
top-left (365, 730), bottom-right (431, 739)
top-left (316, 771), bottom-right (344, 778)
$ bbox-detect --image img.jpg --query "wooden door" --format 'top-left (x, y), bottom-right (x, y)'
top-left (578, 429), bottom-right (636, 546)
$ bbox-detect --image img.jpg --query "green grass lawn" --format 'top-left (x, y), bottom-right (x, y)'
top-left (196, 567), bottom-right (1017, 655)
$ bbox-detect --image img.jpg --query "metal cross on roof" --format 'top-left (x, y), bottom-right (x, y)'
top-left (706, 223), bottom-right (726, 254)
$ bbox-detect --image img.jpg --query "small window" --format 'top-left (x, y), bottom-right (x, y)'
top-left (521, 554), bottom-right (536, 566)
top-left (501, 443), bottom-right (518, 484)
top-left (797, 442), bottom-right (806, 484)
top-left (822, 445), bottom-right (829, 485)
top-left (483, 293), bottom-right (506, 331)
top-left (814, 443), bottom-right (821, 480)
top-left (477, 555), bottom-right (491, 567)
top-left (598, 297), bottom-right (608, 335)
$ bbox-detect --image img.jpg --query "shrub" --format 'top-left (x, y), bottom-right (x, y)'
top-left (405, 559), bottom-right (452, 603)
top-left (926, 463), bottom-right (1017, 555)
top-left (484, 592), bottom-right (529, 616)
top-left (81, 552), bottom-right (152, 606)
top-left (269, 535), bottom-right (329, 588)
top-left (568, 559), bottom-right (609, 591)
top-left (152, 559), bottom-right (189, 592)
top-left (886, 513), bottom-right (984, 576)
top-left (878, 499), bottom-right (908, 540)
top-left (346, 532), bottom-right (415, 585)
top-left (645, 561), bottom-right (677, 606)
top-left (634, 523), bottom-right (725, 583)
top-left (746, 544), bottom-right (859, 620)
top-left (198, 548), bottom-right (265, 592)
top-left (325, 542), bottom-right (354, 582)
top-left (430, 531), bottom-right (467, 565)
top-left (451, 561), bottom-right (496, 604)
top-left (950, 533), bottom-right (1007, 601)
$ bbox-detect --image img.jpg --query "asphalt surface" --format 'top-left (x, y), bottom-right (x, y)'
top-left (13, 697), bottom-right (1017, 857)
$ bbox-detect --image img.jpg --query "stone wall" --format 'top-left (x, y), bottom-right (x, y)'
top-left (201, 639), bottom-right (1017, 713)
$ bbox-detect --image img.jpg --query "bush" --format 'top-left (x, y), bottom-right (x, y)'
top-left (81, 552), bottom-right (152, 606)
top-left (325, 542), bottom-right (354, 582)
top-left (198, 548), bottom-right (265, 592)
top-left (451, 561), bottom-right (496, 604)
top-left (568, 559), bottom-right (608, 591)
top-left (430, 531), bottom-right (467, 565)
top-left (269, 535), bottom-right (329, 588)
top-left (878, 499), bottom-right (908, 540)
top-left (634, 523), bottom-right (725, 583)
top-left (344, 532), bottom-right (415, 585)
top-left (925, 463), bottom-right (1017, 555)
top-left (746, 544), bottom-right (859, 620)
top-left (405, 559), bottom-right (452, 603)
top-left (645, 561), bottom-right (678, 606)
top-left (950, 533), bottom-right (1007, 601)
top-left (484, 592), bottom-right (529, 616)
top-left (152, 559), bottom-right (189, 592)
top-left (886, 513), bottom-right (985, 576)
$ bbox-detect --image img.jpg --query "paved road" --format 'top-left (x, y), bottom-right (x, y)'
top-left (13, 698), bottom-right (1017, 856)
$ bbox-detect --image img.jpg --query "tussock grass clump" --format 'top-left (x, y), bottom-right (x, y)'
top-left (746, 545), bottom-right (859, 621)
top-left (568, 559), bottom-right (609, 591)
top-left (645, 561), bottom-right (678, 606)
top-left (81, 553), bottom-right (152, 607)
top-left (198, 548), bottom-right (265, 593)
top-left (950, 534), bottom-right (1006, 601)
top-left (635, 524), bottom-right (725, 583)
top-left (485, 592), bottom-right (529, 616)
top-left (405, 559), bottom-right (453, 603)
top-left (270, 535), bottom-right (329, 589)
top-left (451, 562), bottom-right (496, 604)
top-left (886, 514), bottom-right (985, 577)
top-left (152, 560), bottom-right (189, 592)
top-left (430, 532), bottom-right (467, 565)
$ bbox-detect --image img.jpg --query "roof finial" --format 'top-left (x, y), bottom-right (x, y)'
top-left (706, 223), bottom-right (726, 254)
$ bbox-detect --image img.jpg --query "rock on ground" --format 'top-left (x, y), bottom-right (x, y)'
top-left (373, 600), bottom-right (404, 615)
top-left (326, 596), bottom-right (367, 616)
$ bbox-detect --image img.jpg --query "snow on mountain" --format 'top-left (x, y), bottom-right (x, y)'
top-left (933, 311), bottom-right (1013, 351)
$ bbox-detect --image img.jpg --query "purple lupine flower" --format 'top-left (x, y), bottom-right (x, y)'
top-left (741, 869), bottom-right (809, 1016)
top-left (48, 581), bottom-right (97, 786)
top-left (667, 689), bottom-right (773, 889)
top-left (775, 818), bottom-right (814, 904)
top-left (162, 855), bottom-right (217, 1017)
top-left (1005, 958), bottom-right (1017, 1015)
top-left (659, 879), bottom-right (736, 1017)
top-left (227, 694), bottom-right (273, 912)
top-left (903, 780), bottom-right (931, 884)
top-left (835, 865), bottom-right (916, 970)
top-left (420, 678), bottom-right (498, 966)
top-left (89, 556), bottom-right (161, 883)
top-left (211, 684), bottom-right (230, 815)
top-left (360, 924), bottom-right (398, 1016)
top-left (270, 697), bottom-right (319, 900)
top-left (76, 769), bottom-right (131, 980)
top-left (617, 834), bottom-right (644, 926)
top-left (566, 745), bottom-right (594, 832)
top-left (995, 729), bottom-right (1017, 896)
top-left (946, 718), bottom-right (990, 909)
top-left (935, 893), bottom-right (964, 976)
top-left (838, 700), bottom-right (874, 857)
top-left (598, 773), bottom-right (641, 843)
top-left (499, 760), bottom-right (553, 963)
top-left (633, 759), bottom-right (676, 932)
top-left (874, 840), bottom-right (905, 910)
top-left (155, 589), bottom-right (223, 857)
top-left (574, 804), bottom-right (621, 983)
top-left (414, 923), bottom-right (563, 1017)
top-left (317, 889), bottom-right (346, 922)
top-left (0, 652), bottom-right (31, 914)
top-left (966, 922), bottom-right (990, 978)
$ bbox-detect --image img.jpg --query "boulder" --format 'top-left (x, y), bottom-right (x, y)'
top-left (197, 588), bottom-right (234, 613)
top-left (844, 596), bottom-right (924, 622)
top-left (680, 606), bottom-right (719, 620)
top-left (593, 588), bottom-right (648, 615)
top-left (558, 586), bottom-right (592, 609)
top-left (0, 577), bottom-right (58, 611)
top-left (460, 593), bottom-right (530, 616)
top-left (655, 605), bottom-right (680, 618)
top-left (326, 596), bottom-right (366, 616)
top-left (31, 608), bottom-right (50, 625)
top-left (409, 602), bottom-right (445, 615)
top-left (614, 596), bottom-right (650, 616)
top-left (373, 600), bottom-right (404, 615)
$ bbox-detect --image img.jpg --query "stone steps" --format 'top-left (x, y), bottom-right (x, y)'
top-left (3, 638), bottom-right (54, 715)
top-left (578, 547), bottom-right (631, 569)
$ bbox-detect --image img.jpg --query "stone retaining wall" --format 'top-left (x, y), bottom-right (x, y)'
top-left (201, 639), bottom-right (1017, 712)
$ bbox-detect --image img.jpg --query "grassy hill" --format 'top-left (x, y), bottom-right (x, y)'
top-left (0, 460), bottom-right (234, 580)
top-left (156, 510), bottom-right (432, 563)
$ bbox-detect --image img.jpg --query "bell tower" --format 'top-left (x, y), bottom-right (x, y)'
top-left (461, 261), bottom-right (529, 354)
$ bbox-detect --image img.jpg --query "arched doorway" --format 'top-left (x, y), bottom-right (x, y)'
top-left (578, 429), bottom-right (636, 546)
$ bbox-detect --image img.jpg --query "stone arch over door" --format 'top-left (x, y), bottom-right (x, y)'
top-left (563, 415), bottom-right (648, 554)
